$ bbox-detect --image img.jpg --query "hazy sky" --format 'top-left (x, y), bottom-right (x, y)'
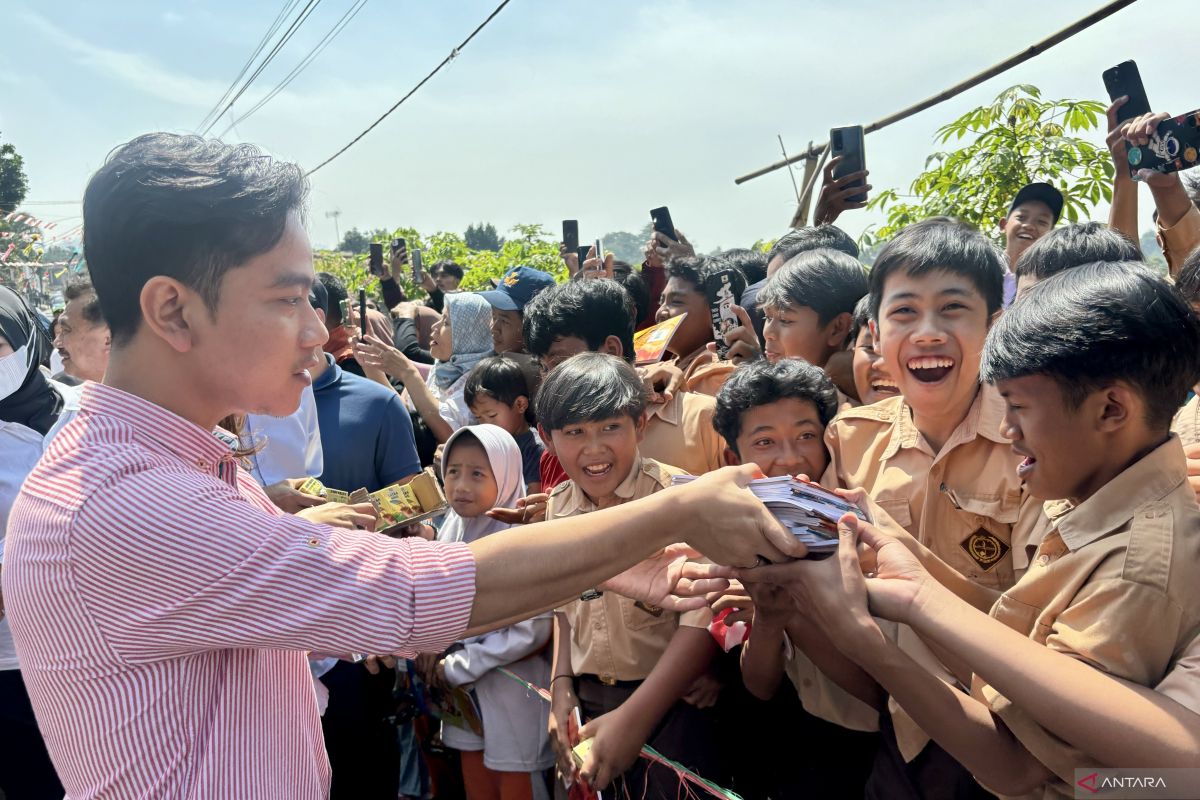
top-left (2, 0), bottom-right (1194, 251)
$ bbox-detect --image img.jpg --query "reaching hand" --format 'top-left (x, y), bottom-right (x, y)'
top-left (637, 361), bottom-right (685, 405)
top-left (363, 654), bottom-right (397, 675)
top-left (578, 708), bottom-right (647, 790)
top-left (643, 229), bottom-right (694, 269)
top-left (297, 501), bottom-right (379, 531)
top-left (264, 478), bottom-right (327, 514)
top-left (1122, 110), bottom-right (1177, 186)
top-left (354, 334), bottom-right (418, 383)
top-left (485, 492), bottom-right (549, 525)
top-left (580, 246), bottom-right (614, 280)
top-left (814, 155), bottom-right (871, 226)
top-left (677, 465), bottom-right (807, 567)
top-left (548, 682), bottom-right (580, 780)
top-left (560, 242), bottom-right (581, 278)
top-left (597, 544), bottom-right (725, 612)
top-left (705, 303), bottom-right (760, 364)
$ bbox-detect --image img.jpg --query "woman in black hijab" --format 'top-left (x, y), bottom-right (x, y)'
top-left (0, 284), bottom-right (62, 435)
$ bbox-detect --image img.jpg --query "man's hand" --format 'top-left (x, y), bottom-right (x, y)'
top-left (1106, 96), bottom-right (1133, 178)
top-left (580, 246), bottom-right (614, 281)
top-left (675, 464), bottom-right (808, 567)
top-left (597, 544), bottom-right (728, 612)
top-left (363, 655), bottom-right (397, 675)
top-left (1123, 110), bottom-right (1176, 185)
top-left (486, 492), bottom-right (549, 525)
top-left (705, 304), bottom-right (760, 365)
top-left (354, 335), bottom-right (419, 383)
top-left (549, 681), bottom-right (581, 779)
top-left (637, 361), bottom-right (685, 405)
top-left (264, 478), bottom-right (326, 514)
top-left (643, 229), bottom-right (694, 269)
top-left (297, 501), bottom-right (379, 531)
top-left (707, 579), bottom-right (754, 625)
top-left (814, 155), bottom-right (871, 226)
top-left (743, 578), bottom-right (798, 631)
top-left (578, 708), bottom-right (648, 790)
top-left (560, 242), bottom-right (581, 279)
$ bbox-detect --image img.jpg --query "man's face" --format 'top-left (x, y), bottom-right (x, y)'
top-left (193, 213), bottom-right (327, 418)
top-left (546, 413), bottom-right (646, 503)
top-left (851, 324), bottom-right (899, 405)
top-left (875, 268), bottom-right (990, 423)
top-left (761, 302), bottom-right (837, 367)
top-left (55, 294), bottom-right (110, 383)
top-left (490, 308), bottom-right (524, 354)
top-left (538, 335), bottom-right (589, 374)
top-left (996, 374), bottom-right (1108, 502)
top-left (655, 276), bottom-right (711, 357)
top-left (1001, 201), bottom-right (1055, 262)
top-left (435, 269), bottom-right (461, 293)
top-left (723, 397), bottom-right (829, 479)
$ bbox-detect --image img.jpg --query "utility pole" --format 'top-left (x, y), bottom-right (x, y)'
top-left (325, 210), bottom-right (342, 246)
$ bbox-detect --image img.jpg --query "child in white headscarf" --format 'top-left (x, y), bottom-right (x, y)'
top-left (435, 424), bottom-right (554, 800)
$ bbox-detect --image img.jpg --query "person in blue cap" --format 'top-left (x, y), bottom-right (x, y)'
top-left (478, 266), bottom-right (557, 354)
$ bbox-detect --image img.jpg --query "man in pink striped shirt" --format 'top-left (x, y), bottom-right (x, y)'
top-left (2, 133), bottom-right (804, 799)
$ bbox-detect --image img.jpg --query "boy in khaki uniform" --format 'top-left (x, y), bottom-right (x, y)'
top-left (743, 261), bottom-right (1200, 798)
top-left (538, 353), bottom-right (722, 797)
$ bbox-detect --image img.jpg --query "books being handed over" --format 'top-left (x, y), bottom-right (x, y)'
top-left (633, 312), bottom-right (687, 366)
top-left (671, 474), bottom-right (868, 556)
top-left (298, 468), bottom-right (448, 533)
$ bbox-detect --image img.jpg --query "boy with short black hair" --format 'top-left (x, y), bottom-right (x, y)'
top-left (540, 353), bottom-right (724, 796)
top-left (1013, 221), bottom-right (1141, 298)
top-left (777, 261), bottom-right (1200, 798)
top-left (999, 182), bottom-right (1062, 304)
top-left (656, 255), bottom-right (746, 376)
top-left (464, 355), bottom-right (543, 492)
top-left (478, 265), bottom-right (556, 355)
top-left (848, 295), bottom-right (899, 406)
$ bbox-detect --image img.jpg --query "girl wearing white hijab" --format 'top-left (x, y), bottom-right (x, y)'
top-left (436, 425), bottom-right (554, 800)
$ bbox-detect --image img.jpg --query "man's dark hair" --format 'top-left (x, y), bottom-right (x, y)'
top-left (1014, 222), bottom-right (1142, 281)
top-left (767, 225), bottom-right (859, 266)
top-left (522, 279), bottom-right (636, 363)
top-left (717, 249), bottom-right (769, 284)
top-left (63, 279), bottom-right (105, 326)
top-left (82, 133), bottom-right (308, 344)
top-left (713, 358), bottom-right (839, 456)
top-left (611, 260), bottom-right (649, 324)
top-left (464, 355), bottom-right (535, 424)
top-left (667, 255), bottom-right (746, 300)
top-left (534, 352), bottom-right (647, 432)
top-left (759, 248), bottom-right (869, 325)
top-left (317, 272), bottom-right (348, 325)
top-left (981, 261), bottom-right (1200, 431)
top-left (869, 217), bottom-right (1004, 320)
top-left (1175, 246), bottom-right (1200, 306)
top-left (434, 260), bottom-right (464, 281)
top-left (849, 295), bottom-right (872, 346)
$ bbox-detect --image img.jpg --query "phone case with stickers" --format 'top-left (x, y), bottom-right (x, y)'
top-left (704, 269), bottom-right (747, 359)
top-left (1127, 108), bottom-right (1200, 177)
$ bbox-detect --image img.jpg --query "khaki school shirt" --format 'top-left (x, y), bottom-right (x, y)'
top-left (1170, 393), bottom-right (1200, 448)
top-left (642, 391), bottom-right (726, 476)
top-left (1157, 633), bottom-right (1200, 715)
top-left (550, 457), bottom-right (711, 683)
top-left (975, 437), bottom-right (1200, 797)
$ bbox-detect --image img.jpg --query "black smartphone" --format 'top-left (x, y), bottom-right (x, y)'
top-left (1127, 108), bottom-right (1200, 177)
top-left (830, 125), bottom-right (868, 204)
top-left (391, 238), bottom-right (408, 265)
top-left (1103, 60), bottom-right (1151, 126)
top-left (368, 242), bottom-right (386, 278)
top-left (358, 288), bottom-right (368, 337)
top-left (411, 249), bottom-right (424, 283)
top-left (704, 268), bottom-right (748, 359)
top-left (576, 245), bottom-right (591, 266)
top-left (562, 220), bottom-right (579, 253)
top-left (649, 206), bottom-right (677, 242)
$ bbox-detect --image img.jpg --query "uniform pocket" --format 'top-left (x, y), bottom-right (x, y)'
top-left (621, 597), bottom-right (673, 632)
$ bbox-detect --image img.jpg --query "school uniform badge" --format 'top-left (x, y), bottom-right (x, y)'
top-left (961, 529), bottom-right (1009, 571)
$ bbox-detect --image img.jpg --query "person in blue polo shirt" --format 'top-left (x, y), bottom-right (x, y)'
top-left (478, 266), bottom-right (557, 355)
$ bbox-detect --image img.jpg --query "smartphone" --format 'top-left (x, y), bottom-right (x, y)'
top-left (391, 238), bottom-right (408, 265)
top-left (576, 245), bottom-right (591, 266)
top-left (411, 249), bottom-right (424, 283)
top-left (358, 288), bottom-right (368, 337)
top-left (829, 125), bottom-right (867, 204)
top-left (1103, 60), bottom-right (1151, 126)
top-left (368, 242), bottom-right (387, 278)
top-left (562, 220), bottom-right (579, 253)
top-left (337, 298), bottom-right (350, 327)
top-left (704, 268), bottom-right (748, 359)
top-left (649, 206), bottom-right (677, 242)
top-left (1127, 108), bottom-right (1200, 177)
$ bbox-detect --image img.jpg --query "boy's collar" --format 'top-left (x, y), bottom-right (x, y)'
top-left (886, 384), bottom-right (1004, 460)
top-left (1044, 436), bottom-right (1187, 552)
top-left (556, 455), bottom-right (646, 515)
top-left (646, 391), bottom-right (682, 426)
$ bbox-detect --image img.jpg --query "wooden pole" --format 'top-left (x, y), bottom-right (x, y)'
top-left (734, 0), bottom-right (1138, 185)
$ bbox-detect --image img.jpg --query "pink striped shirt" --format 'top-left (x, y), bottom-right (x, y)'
top-left (3, 382), bottom-right (477, 799)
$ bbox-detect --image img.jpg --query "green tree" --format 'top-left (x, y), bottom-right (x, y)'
top-left (600, 227), bottom-right (645, 263)
top-left (863, 85), bottom-right (1112, 247)
top-left (338, 227), bottom-right (370, 253)
top-left (464, 222), bottom-right (503, 251)
top-left (0, 134), bottom-right (29, 214)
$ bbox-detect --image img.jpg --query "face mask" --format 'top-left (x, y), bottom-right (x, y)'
top-left (0, 344), bottom-right (29, 402)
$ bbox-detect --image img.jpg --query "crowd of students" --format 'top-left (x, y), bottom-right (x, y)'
top-left (2, 96), bottom-right (1200, 800)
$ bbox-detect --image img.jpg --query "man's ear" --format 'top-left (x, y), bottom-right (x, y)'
top-left (1095, 382), bottom-right (1137, 434)
top-left (722, 447), bottom-right (741, 467)
top-left (868, 318), bottom-right (882, 355)
top-left (538, 423), bottom-right (556, 457)
top-left (513, 395), bottom-right (529, 415)
top-left (998, 216), bottom-right (1009, 234)
top-left (634, 410), bottom-right (648, 443)
top-left (824, 311), bottom-right (853, 349)
top-left (602, 335), bottom-right (624, 359)
top-left (139, 276), bottom-right (199, 354)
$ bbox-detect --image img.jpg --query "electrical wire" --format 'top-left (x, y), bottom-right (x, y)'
top-left (199, 0), bottom-right (324, 136)
top-left (219, 0), bottom-right (368, 137)
top-left (305, 0), bottom-right (514, 176)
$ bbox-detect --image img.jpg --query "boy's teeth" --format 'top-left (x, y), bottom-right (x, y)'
top-left (872, 379), bottom-right (898, 389)
top-left (584, 464), bottom-right (610, 475)
top-left (907, 356), bottom-right (954, 369)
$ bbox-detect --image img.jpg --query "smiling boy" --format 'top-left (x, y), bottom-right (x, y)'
top-left (999, 183), bottom-right (1062, 304)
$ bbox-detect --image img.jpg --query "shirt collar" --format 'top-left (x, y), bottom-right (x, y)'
top-left (312, 353), bottom-right (341, 392)
top-left (646, 391), bottom-right (682, 425)
top-left (881, 384), bottom-right (1005, 460)
top-left (79, 382), bottom-right (235, 476)
top-left (1049, 436), bottom-right (1187, 552)
top-left (551, 455), bottom-right (646, 517)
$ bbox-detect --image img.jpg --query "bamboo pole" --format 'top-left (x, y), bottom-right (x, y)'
top-left (733, 0), bottom-right (1138, 185)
